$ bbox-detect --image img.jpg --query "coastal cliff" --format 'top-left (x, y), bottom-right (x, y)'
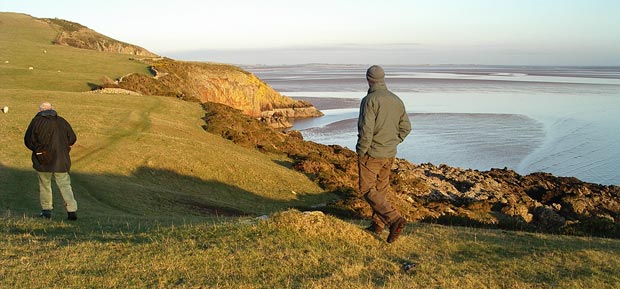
top-left (36, 15), bottom-right (321, 128)
top-left (107, 59), bottom-right (322, 128)
top-left (43, 18), bottom-right (158, 57)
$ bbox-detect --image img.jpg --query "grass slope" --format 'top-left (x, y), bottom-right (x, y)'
top-left (1, 12), bottom-right (620, 288)
top-left (1, 12), bottom-right (328, 218)
top-left (0, 90), bottom-right (329, 217)
top-left (2, 210), bottom-right (619, 288)
top-left (0, 12), bottom-right (149, 91)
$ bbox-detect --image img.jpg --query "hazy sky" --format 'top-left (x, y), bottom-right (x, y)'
top-left (2, 0), bottom-right (619, 65)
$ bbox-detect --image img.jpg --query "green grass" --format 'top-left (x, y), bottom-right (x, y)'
top-left (1, 210), bottom-right (619, 288)
top-left (1, 12), bottom-right (329, 217)
top-left (0, 89), bottom-right (329, 217)
top-left (0, 12), bottom-right (149, 91)
top-left (2, 11), bottom-right (620, 288)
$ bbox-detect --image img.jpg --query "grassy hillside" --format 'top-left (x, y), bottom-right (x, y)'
top-left (1, 12), bottom-right (329, 218)
top-left (0, 12), bottom-right (150, 91)
top-left (1, 12), bottom-right (620, 288)
top-left (0, 89), bottom-right (329, 217)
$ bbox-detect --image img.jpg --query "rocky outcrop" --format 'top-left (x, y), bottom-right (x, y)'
top-left (114, 59), bottom-right (322, 128)
top-left (202, 102), bottom-right (620, 238)
top-left (260, 106), bottom-right (324, 128)
top-left (44, 18), bottom-right (158, 57)
top-left (389, 162), bottom-right (619, 233)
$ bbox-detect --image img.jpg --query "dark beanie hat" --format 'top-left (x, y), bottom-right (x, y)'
top-left (366, 65), bottom-right (385, 82)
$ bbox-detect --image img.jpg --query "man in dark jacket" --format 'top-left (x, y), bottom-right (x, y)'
top-left (357, 65), bottom-right (411, 243)
top-left (24, 102), bottom-right (78, 220)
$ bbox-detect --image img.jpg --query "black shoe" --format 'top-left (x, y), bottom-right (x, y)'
top-left (364, 221), bottom-right (384, 235)
top-left (387, 217), bottom-right (407, 243)
top-left (67, 212), bottom-right (77, 221)
top-left (40, 210), bottom-right (52, 219)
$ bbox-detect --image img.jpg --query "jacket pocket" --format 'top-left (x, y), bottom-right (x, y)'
top-left (35, 150), bottom-right (53, 165)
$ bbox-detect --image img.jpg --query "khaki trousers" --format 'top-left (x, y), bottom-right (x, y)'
top-left (38, 172), bottom-right (78, 212)
top-left (358, 155), bottom-right (400, 226)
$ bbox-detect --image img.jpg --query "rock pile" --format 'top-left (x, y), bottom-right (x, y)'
top-left (390, 161), bottom-right (619, 236)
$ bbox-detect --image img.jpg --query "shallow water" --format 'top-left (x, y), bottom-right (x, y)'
top-left (247, 65), bottom-right (620, 185)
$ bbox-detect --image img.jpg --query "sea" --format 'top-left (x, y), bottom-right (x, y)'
top-left (244, 64), bottom-right (620, 186)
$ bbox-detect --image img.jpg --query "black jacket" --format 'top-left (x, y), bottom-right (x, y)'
top-left (24, 110), bottom-right (77, 172)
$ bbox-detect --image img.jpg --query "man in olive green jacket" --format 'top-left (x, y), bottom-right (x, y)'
top-left (357, 65), bottom-right (411, 243)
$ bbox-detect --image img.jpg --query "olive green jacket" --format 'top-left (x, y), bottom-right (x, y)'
top-left (356, 81), bottom-right (411, 158)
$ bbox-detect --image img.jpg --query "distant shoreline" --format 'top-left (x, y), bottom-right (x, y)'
top-left (247, 64), bottom-right (620, 80)
top-left (292, 96), bottom-right (360, 111)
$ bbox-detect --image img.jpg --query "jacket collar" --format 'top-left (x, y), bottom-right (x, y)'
top-left (368, 81), bottom-right (387, 93)
top-left (36, 110), bottom-right (58, 117)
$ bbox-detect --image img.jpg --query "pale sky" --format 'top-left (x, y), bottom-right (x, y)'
top-left (2, 0), bottom-right (619, 65)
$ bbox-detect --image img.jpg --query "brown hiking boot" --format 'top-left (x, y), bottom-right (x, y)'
top-left (364, 221), bottom-right (384, 235)
top-left (387, 217), bottom-right (407, 243)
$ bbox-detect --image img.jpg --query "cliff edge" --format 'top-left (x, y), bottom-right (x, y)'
top-left (106, 59), bottom-right (323, 128)
top-left (44, 18), bottom-right (158, 57)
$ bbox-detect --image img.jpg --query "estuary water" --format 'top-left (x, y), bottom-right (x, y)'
top-left (246, 65), bottom-right (620, 185)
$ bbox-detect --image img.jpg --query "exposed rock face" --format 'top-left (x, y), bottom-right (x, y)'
top-left (114, 59), bottom-right (322, 128)
top-left (202, 102), bottom-right (620, 238)
top-left (43, 18), bottom-right (158, 57)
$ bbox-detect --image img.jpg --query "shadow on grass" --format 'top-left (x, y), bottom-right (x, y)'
top-left (0, 163), bottom-right (339, 242)
top-left (420, 207), bottom-right (620, 239)
top-left (272, 159), bottom-right (294, 169)
top-left (87, 82), bottom-right (100, 90)
top-left (444, 227), bottom-right (620, 285)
